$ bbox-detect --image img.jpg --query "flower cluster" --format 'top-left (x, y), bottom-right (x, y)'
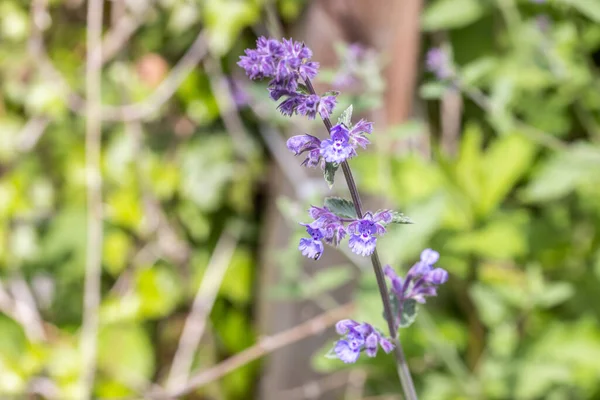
top-left (331, 319), bottom-right (394, 364)
top-left (385, 248), bottom-right (448, 309)
top-left (332, 43), bottom-right (380, 90)
top-left (425, 48), bottom-right (453, 80)
top-left (299, 207), bottom-right (391, 260)
top-left (286, 119), bottom-right (373, 168)
top-left (238, 37), bottom-right (337, 119)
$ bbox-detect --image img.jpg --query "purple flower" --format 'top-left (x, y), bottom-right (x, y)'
top-left (298, 206), bottom-right (347, 259)
top-left (277, 93), bottom-right (305, 116)
top-left (298, 224), bottom-right (326, 260)
top-left (297, 94), bottom-right (320, 119)
top-left (320, 124), bottom-right (356, 164)
top-left (308, 206), bottom-right (346, 246)
top-left (348, 119), bottom-right (373, 149)
top-left (347, 211), bottom-right (390, 257)
top-left (239, 37), bottom-right (322, 117)
top-left (385, 248), bottom-right (449, 316)
top-left (426, 48), bottom-right (452, 80)
top-left (318, 95), bottom-right (337, 119)
top-left (286, 134), bottom-right (323, 168)
top-left (331, 320), bottom-right (394, 363)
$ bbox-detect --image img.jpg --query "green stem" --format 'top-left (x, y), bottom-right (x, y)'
top-left (305, 78), bottom-right (418, 400)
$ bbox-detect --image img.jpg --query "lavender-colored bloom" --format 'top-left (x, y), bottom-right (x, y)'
top-left (297, 94), bottom-right (320, 119)
top-left (331, 320), bottom-right (394, 363)
top-left (348, 233), bottom-right (377, 257)
top-left (286, 134), bottom-right (321, 155)
top-left (365, 333), bottom-right (378, 357)
top-left (379, 337), bottom-right (394, 353)
top-left (298, 224), bottom-right (326, 260)
top-left (318, 95), bottom-right (337, 119)
top-left (286, 134), bottom-right (323, 168)
top-left (299, 61), bottom-right (319, 80)
top-left (320, 124), bottom-right (355, 164)
top-left (336, 319), bottom-right (359, 334)
top-left (334, 340), bottom-right (361, 363)
top-left (408, 248), bottom-right (439, 277)
top-left (298, 206), bottom-right (347, 259)
top-left (348, 119), bottom-right (373, 149)
top-left (239, 37), bottom-right (322, 118)
top-left (277, 93), bottom-right (305, 116)
top-left (385, 248), bottom-right (449, 320)
top-left (426, 48), bottom-right (452, 80)
top-left (425, 268), bottom-right (449, 285)
top-left (347, 211), bottom-right (389, 257)
top-left (302, 149), bottom-right (322, 168)
top-left (308, 206), bottom-right (346, 246)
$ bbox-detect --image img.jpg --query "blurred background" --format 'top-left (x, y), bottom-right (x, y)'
top-left (1, 0), bottom-right (600, 399)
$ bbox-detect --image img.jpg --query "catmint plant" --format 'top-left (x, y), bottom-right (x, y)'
top-left (240, 37), bottom-right (448, 400)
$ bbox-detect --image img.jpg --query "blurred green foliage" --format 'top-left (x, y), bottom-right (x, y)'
top-left (2, 0), bottom-right (600, 399)
top-left (0, 0), bottom-right (269, 398)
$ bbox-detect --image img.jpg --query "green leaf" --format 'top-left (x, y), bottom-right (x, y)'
top-left (478, 133), bottom-right (537, 216)
top-left (558, 0), bottom-right (600, 23)
top-left (522, 143), bottom-right (600, 202)
top-left (323, 90), bottom-right (340, 97)
top-left (337, 105), bottom-right (353, 127)
top-left (324, 162), bottom-right (339, 189)
top-left (535, 283), bottom-right (574, 308)
top-left (469, 284), bottom-right (508, 327)
top-left (324, 197), bottom-right (357, 219)
top-left (98, 324), bottom-right (155, 382)
top-left (296, 84), bottom-right (310, 95)
top-left (422, 0), bottom-right (484, 31)
top-left (390, 211), bottom-right (413, 224)
top-left (398, 298), bottom-right (418, 328)
top-left (419, 81), bottom-right (447, 99)
top-left (299, 266), bottom-right (353, 297)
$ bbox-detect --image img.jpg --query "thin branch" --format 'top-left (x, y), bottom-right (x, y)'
top-left (160, 302), bottom-right (355, 398)
top-left (8, 277), bottom-right (47, 341)
top-left (16, 116), bottom-right (51, 152)
top-left (277, 371), bottom-right (349, 399)
top-left (0, 279), bottom-right (46, 342)
top-left (100, 0), bottom-right (155, 64)
top-left (80, 0), bottom-right (104, 397)
top-left (165, 225), bottom-right (241, 392)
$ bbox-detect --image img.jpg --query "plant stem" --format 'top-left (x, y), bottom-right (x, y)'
top-left (305, 78), bottom-right (418, 400)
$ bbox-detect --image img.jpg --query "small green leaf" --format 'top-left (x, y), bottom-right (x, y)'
top-left (324, 346), bottom-right (338, 359)
top-left (391, 211), bottom-right (414, 224)
top-left (297, 84), bottom-right (310, 95)
top-left (324, 197), bottom-right (357, 219)
top-left (558, 0), bottom-right (600, 23)
top-left (422, 0), bottom-right (484, 31)
top-left (324, 162), bottom-right (339, 188)
top-left (337, 105), bottom-right (353, 127)
top-left (399, 298), bottom-right (418, 328)
top-left (324, 90), bottom-right (340, 97)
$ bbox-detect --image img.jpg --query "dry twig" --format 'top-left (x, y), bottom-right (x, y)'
top-left (79, 0), bottom-right (104, 397)
top-left (165, 226), bottom-right (241, 392)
